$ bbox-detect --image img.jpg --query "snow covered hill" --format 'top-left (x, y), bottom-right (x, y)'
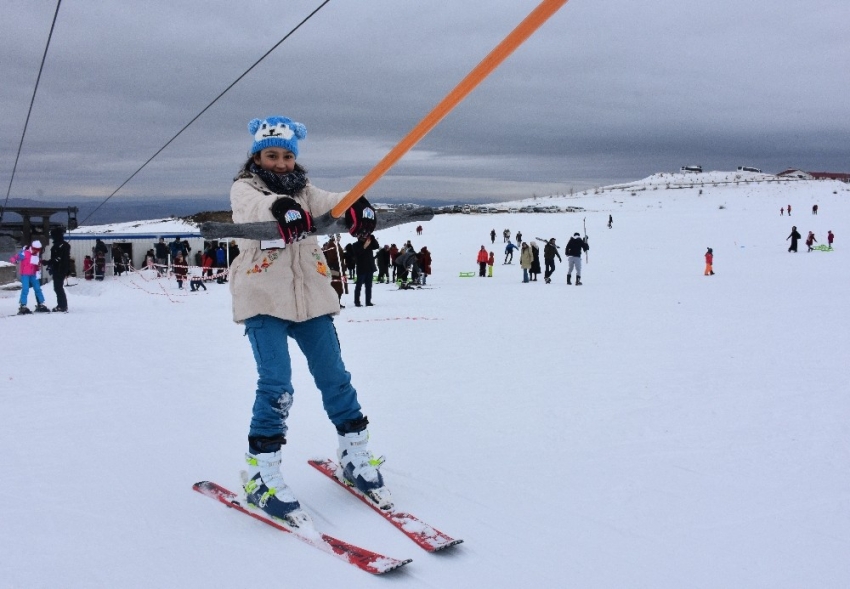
top-left (1, 178), bottom-right (848, 588)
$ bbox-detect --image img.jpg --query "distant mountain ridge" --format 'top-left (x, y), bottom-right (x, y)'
top-left (2, 196), bottom-right (479, 227)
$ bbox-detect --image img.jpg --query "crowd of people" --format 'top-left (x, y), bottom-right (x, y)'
top-left (9, 202), bottom-right (837, 319)
top-left (480, 228), bottom-right (589, 285)
top-left (322, 236), bottom-right (433, 306)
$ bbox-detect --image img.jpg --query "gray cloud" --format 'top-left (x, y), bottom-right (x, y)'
top-left (2, 0), bottom-right (848, 209)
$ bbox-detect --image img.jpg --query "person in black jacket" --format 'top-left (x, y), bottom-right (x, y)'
top-left (47, 227), bottom-right (72, 311)
top-left (154, 237), bottom-right (169, 275)
top-left (529, 242), bottom-right (541, 281)
top-left (787, 226), bottom-right (801, 253)
top-left (375, 244), bottom-right (391, 284)
top-left (543, 238), bottom-right (561, 284)
top-left (343, 243), bottom-right (356, 280)
top-left (564, 232), bottom-right (589, 285)
top-left (352, 235), bottom-right (379, 306)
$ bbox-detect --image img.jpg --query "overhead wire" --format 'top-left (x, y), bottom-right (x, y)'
top-left (1, 0), bottom-right (63, 223)
top-left (80, 0), bottom-right (332, 225)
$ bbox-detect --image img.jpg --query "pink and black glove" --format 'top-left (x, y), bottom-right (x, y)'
top-left (270, 197), bottom-right (315, 244)
top-left (345, 196), bottom-right (377, 238)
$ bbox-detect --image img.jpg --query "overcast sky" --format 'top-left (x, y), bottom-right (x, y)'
top-left (2, 0), bottom-right (848, 210)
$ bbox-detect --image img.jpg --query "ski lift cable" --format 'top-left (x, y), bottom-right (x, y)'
top-left (1, 0), bottom-right (63, 224)
top-left (80, 0), bottom-right (332, 225)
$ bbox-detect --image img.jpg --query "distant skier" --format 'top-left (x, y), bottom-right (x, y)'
top-left (503, 228), bottom-right (510, 243)
top-left (827, 230), bottom-right (834, 249)
top-left (564, 232), bottom-right (589, 285)
top-left (780, 207), bottom-right (784, 216)
top-left (787, 226), bottom-right (801, 252)
top-left (9, 239), bottom-right (50, 314)
top-left (812, 204), bottom-right (818, 215)
top-left (608, 214), bottom-right (613, 228)
top-left (704, 247), bottom-right (714, 275)
top-left (46, 227), bottom-right (71, 312)
top-left (504, 241), bottom-right (518, 264)
top-left (487, 251), bottom-right (495, 277)
top-left (490, 229), bottom-right (496, 244)
top-left (543, 238), bottom-right (561, 284)
top-left (787, 204), bottom-right (792, 216)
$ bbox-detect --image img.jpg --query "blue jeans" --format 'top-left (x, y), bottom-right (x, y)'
top-left (243, 314), bottom-right (362, 439)
top-left (522, 268), bottom-right (529, 283)
top-left (19, 275), bottom-right (45, 306)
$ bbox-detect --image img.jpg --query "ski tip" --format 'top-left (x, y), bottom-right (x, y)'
top-left (430, 538), bottom-right (464, 552)
top-left (374, 558), bottom-right (413, 575)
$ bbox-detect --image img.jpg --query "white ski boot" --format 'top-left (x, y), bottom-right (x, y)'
top-left (241, 450), bottom-right (310, 527)
top-left (337, 424), bottom-right (393, 510)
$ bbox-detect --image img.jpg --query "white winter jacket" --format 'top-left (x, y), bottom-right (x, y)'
top-left (228, 173), bottom-right (346, 323)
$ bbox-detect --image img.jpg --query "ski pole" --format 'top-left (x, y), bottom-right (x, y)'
top-left (322, 0), bottom-right (569, 222)
top-left (583, 217), bottom-right (588, 263)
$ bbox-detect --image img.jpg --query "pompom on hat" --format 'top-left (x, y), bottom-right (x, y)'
top-left (248, 116), bottom-right (307, 157)
top-left (31, 240), bottom-right (42, 249)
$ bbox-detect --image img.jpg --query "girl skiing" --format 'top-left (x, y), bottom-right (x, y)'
top-left (10, 239), bottom-right (50, 314)
top-left (229, 116), bottom-right (389, 523)
top-left (704, 247), bottom-right (714, 275)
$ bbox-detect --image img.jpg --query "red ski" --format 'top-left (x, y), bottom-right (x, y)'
top-left (192, 481), bottom-right (411, 575)
top-left (308, 459), bottom-right (463, 552)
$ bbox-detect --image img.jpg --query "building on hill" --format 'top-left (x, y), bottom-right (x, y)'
top-left (777, 169), bottom-right (850, 183)
top-left (776, 169), bottom-right (813, 180)
top-left (808, 171), bottom-right (850, 183)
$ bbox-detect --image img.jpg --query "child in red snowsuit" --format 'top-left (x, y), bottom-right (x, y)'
top-left (704, 247), bottom-right (714, 275)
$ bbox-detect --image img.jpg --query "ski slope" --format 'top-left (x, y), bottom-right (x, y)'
top-left (1, 176), bottom-right (848, 588)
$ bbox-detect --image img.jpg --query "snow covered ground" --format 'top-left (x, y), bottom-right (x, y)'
top-left (1, 176), bottom-right (848, 588)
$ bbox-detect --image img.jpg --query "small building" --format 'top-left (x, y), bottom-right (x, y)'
top-left (777, 169), bottom-right (849, 183)
top-left (66, 219), bottom-right (203, 272)
top-left (776, 169), bottom-right (813, 180)
top-left (808, 171), bottom-right (850, 183)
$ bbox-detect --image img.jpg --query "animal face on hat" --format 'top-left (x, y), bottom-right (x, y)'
top-left (249, 116), bottom-right (307, 157)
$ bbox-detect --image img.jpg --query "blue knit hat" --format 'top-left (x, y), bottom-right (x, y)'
top-left (248, 116), bottom-right (307, 157)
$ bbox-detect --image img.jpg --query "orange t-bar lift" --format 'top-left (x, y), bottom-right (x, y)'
top-left (328, 0), bottom-right (569, 219)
